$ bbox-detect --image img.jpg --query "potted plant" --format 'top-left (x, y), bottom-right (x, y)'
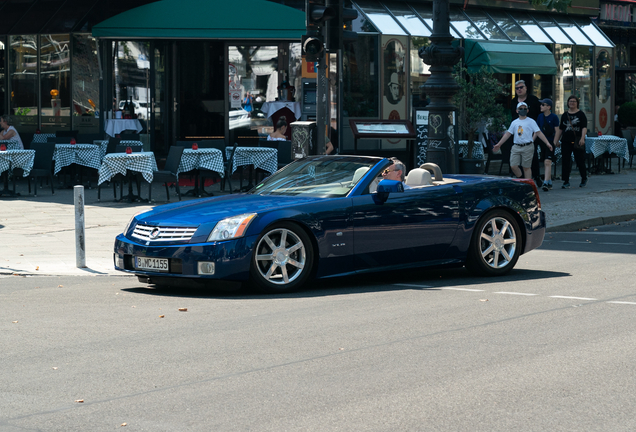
top-left (453, 66), bottom-right (508, 174)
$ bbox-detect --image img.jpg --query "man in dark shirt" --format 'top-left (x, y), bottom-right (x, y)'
top-left (510, 80), bottom-right (542, 185)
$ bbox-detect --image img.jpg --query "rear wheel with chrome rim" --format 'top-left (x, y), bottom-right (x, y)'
top-left (250, 223), bottom-right (314, 293)
top-left (466, 210), bottom-right (521, 276)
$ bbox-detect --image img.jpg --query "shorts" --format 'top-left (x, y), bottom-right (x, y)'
top-left (539, 140), bottom-right (555, 162)
top-left (510, 143), bottom-right (535, 168)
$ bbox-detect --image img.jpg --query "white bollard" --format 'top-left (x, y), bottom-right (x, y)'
top-left (74, 185), bottom-right (86, 268)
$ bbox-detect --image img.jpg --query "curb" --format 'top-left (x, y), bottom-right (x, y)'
top-left (546, 213), bottom-right (636, 232)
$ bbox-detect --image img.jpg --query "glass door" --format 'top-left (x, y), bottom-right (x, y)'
top-left (151, 41), bottom-right (168, 156)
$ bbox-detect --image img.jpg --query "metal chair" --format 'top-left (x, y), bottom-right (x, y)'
top-left (149, 146), bottom-right (185, 202)
top-left (26, 142), bottom-right (56, 196)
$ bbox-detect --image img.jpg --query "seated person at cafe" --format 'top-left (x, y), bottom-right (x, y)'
top-left (268, 116), bottom-right (288, 141)
top-left (0, 115), bottom-right (24, 149)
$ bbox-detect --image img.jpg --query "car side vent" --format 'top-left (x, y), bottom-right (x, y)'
top-left (132, 225), bottom-right (197, 242)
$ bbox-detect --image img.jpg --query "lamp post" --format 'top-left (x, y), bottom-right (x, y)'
top-left (418, 0), bottom-right (463, 173)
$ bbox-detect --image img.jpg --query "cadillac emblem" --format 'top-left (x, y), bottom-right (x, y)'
top-left (149, 227), bottom-right (161, 239)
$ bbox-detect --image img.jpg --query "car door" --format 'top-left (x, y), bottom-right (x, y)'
top-left (351, 185), bottom-right (461, 270)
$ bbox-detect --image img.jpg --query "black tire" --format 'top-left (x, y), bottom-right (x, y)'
top-left (250, 222), bottom-right (315, 293)
top-left (466, 209), bottom-right (521, 276)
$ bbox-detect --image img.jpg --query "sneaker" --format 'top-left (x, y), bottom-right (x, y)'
top-left (542, 183), bottom-right (549, 192)
top-left (579, 179), bottom-right (587, 188)
top-left (562, 182), bottom-right (571, 189)
top-left (547, 182), bottom-right (553, 190)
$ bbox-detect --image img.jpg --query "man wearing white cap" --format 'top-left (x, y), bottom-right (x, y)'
top-left (492, 101), bottom-right (553, 180)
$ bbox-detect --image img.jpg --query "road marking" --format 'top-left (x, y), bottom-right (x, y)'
top-left (394, 283), bottom-right (434, 289)
top-left (559, 241), bottom-right (591, 244)
top-left (566, 232), bottom-right (636, 236)
top-left (598, 242), bottom-right (634, 246)
top-left (549, 295), bottom-right (598, 301)
top-left (606, 301), bottom-right (636, 305)
top-left (441, 288), bottom-right (485, 292)
top-left (494, 291), bottom-right (538, 296)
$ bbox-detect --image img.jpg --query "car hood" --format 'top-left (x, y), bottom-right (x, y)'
top-left (134, 194), bottom-right (324, 227)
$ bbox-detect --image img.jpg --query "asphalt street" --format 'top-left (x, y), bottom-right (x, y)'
top-left (2, 221), bottom-right (636, 431)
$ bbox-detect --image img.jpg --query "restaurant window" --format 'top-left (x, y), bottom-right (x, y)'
top-left (575, 45), bottom-right (594, 130)
top-left (72, 34), bottom-right (100, 134)
top-left (40, 34), bottom-right (71, 132)
top-left (554, 44), bottom-right (573, 114)
top-left (113, 41), bottom-right (151, 122)
top-left (410, 36), bottom-right (431, 111)
top-left (0, 38), bottom-right (5, 116)
top-left (343, 34), bottom-right (379, 119)
top-left (9, 35), bottom-right (38, 130)
top-left (228, 45), bottom-right (278, 142)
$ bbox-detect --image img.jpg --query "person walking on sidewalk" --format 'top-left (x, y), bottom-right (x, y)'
top-left (553, 95), bottom-right (588, 189)
top-left (537, 98), bottom-right (559, 191)
top-left (493, 102), bottom-right (553, 180)
top-left (510, 80), bottom-right (542, 185)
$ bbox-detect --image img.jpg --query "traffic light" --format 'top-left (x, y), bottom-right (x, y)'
top-left (303, 33), bottom-right (324, 63)
top-left (326, 1), bottom-right (358, 51)
top-left (306, 0), bottom-right (335, 32)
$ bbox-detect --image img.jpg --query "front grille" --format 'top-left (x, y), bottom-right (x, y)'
top-left (132, 225), bottom-right (197, 242)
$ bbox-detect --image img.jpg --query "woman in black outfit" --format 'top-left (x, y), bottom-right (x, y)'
top-left (553, 95), bottom-right (588, 188)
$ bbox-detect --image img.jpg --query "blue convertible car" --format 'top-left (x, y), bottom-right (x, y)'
top-left (114, 156), bottom-right (545, 293)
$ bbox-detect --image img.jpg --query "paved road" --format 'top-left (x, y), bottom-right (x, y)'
top-left (2, 221), bottom-right (636, 431)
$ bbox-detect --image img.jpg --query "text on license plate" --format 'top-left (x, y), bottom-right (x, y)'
top-left (135, 256), bottom-right (169, 272)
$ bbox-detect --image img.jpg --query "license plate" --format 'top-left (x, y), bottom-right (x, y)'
top-left (135, 256), bottom-right (169, 272)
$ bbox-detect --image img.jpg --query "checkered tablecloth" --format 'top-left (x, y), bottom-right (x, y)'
top-left (93, 140), bottom-right (110, 159)
top-left (226, 146), bottom-right (278, 174)
top-left (0, 149), bottom-right (36, 176)
top-left (458, 140), bottom-right (485, 159)
top-left (585, 136), bottom-right (629, 160)
top-left (0, 140), bottom-right (22, 150)
top-left (53, 144), bottom-right (102, 174)
top-left (98, 152), bottom-right (158, 185)
top-left (30, 133), bottom-right (56, 144)
top-left (178, 148), bottom-right (224, 178)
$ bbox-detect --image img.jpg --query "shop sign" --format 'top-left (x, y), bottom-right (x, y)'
top-left (601, 3), bottom-right (633, 22)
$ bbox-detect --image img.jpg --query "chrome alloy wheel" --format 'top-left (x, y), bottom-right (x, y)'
top-left (254, 228), bottom-right (307, 285)
top-left (478, 216), bottom-right (517, 269)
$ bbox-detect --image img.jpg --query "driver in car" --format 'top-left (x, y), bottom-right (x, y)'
top-left (381, 157), bottom-right (412, 189)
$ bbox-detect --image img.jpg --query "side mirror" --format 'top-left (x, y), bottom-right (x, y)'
top-left (372, 179), bottom-right (404, 204)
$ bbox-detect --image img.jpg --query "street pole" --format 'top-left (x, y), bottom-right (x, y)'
top-left (419, 0), bottom-right (463, 173)
top-left (74, 185), bottom-right (86, 268)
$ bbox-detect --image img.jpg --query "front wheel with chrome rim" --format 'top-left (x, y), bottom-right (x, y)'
top-left (466, 210), bottom-right (521, 276)
top-left (250, 223), bottom-right (315, 293)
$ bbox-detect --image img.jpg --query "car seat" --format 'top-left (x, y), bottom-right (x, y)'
top-left (405, 168), bottom-right (433, 187)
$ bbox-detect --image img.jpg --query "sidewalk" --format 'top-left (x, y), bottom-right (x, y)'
top-left (1, 167), bottom-right (635, 277)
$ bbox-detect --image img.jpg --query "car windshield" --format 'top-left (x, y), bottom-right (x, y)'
top-left (252, 157), bottom-right (381, 197)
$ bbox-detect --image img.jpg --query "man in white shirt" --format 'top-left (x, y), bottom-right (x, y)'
top-left (493, 102), bottom-right (552, 180)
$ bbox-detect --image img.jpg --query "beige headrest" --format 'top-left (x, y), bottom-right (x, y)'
top-left (405, 168), bottom-right (432, 186)
top-left (351, 167), bottom-right (369, 184)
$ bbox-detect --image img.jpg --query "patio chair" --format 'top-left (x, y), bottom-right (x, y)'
top-left (149, 145), bottom-right (184, 202)
top-left (622, 129), bottom-right (635, 169)
top-left (26, 142), bottom-right (56, 196)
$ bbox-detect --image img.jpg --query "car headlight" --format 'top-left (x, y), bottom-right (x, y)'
top-left (207, 213), bottom-right (257, 241)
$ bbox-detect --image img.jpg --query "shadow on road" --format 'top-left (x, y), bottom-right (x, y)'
top-left (121, 266), bottom-right (570, 300)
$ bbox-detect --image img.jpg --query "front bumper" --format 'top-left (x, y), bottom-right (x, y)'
top-left (113, 233), bottom-right (259, 281)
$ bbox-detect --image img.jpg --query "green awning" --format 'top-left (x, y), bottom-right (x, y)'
top-left (464, 40), bottom-right (557, 75)
top-left (92, 0), bottom-right (306, 39)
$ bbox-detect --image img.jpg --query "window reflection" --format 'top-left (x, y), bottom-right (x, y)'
top-left (554, 44), bottom-right (573, 114)
top-left (596, 50), bottom-right (611, 105)
top-left (9, 35), bottom-right (38, 130)
top-left (449, 7), bottom-right (484, 40)
top-left (356, 0), bottom-right (406, 35)
top-left (554, 17), bottom-right (591, 46)
top-left (384, 1), bottom-right (431, 37)
top-left (463, 9), bottom-right (507, 40)
top-left (487, 11), bottom-right (531, 42)
top-left (72, 34), bottom-right (100, 134)
top-left (0, 39), bottom-right (5, 116)
top-left (509, 13), bottom-right (552, 43)
top-left (572, 17), bottom-right (613, 48)
top-left (534, 15), bottom-right (572, 44)
top-left (410, 37), bottom-right (431, 112)
top-left (113, 41), bottom-right (151, 121)
top-left (40, 34), bottom-right (71, 131)
top-left (575, 46), bottom-right (593, 130)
